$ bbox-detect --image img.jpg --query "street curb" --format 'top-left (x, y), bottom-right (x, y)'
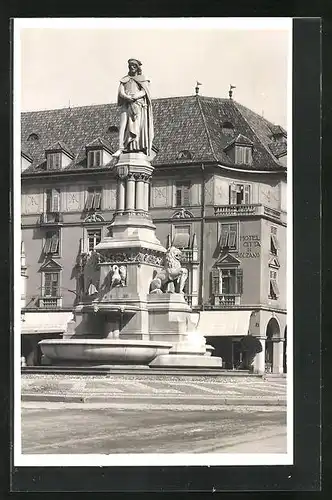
top-left (21, 394), bottom-right (287, 406)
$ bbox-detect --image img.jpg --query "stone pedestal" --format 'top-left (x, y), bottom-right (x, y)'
top-left (147, 293), bottom-right (223, 368)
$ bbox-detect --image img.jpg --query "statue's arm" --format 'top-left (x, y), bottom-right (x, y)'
top-left (118, 83), bottom-right (134, 102)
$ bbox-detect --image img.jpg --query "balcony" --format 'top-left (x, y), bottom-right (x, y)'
top-left (213, 294), bottom-right (241, 307)
top-left (214, 204), bottom-right (281, 220)
top-left (39, 212), bottom-right (63, 226)
top-left (180, 249), bottom-right (198, 263)
top-left (38, 296), bottom-right (62, 309)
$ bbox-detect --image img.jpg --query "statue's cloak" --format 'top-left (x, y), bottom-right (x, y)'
top-left (117, 74), bottom-right (154, 156)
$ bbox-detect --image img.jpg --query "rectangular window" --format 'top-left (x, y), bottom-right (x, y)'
top-left (172, 225), bottom-right (190, 249)
top-left (85, 187), bottom-right (102, 211)
top-left (44, 230), bottom-right (60, 255)
top-left (88, 150), bottom-right (102, 168)
top-left (235, 146), bottom-right (252, 165)
top-left (229, 184), bottom-right (251, 205)
top-left (87, 229), bottom-right (102, 252)
top-left (46, 188), bottom-right (61, 213)
top-left (219, 223), bottom-right (238, 251)
top-left (47, 153), bottom-right (62, 170)
top-left (43, 272), bottom-right (59, 297)
top-left (269, 269), bottom-right (280, 299)
top-left (175, 181), bottom-right (191, 207)
top-left (211, 267), bottom-right (243, 296)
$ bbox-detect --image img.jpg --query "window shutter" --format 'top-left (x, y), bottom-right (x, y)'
top-left (236, 268), bottom-right (243, 295)
top-left (183, 184), bottom-right (190, 206)
top-left (46, 189), bottom-right (52, 213)
top-left (211, 268), bottom-right (220, 295)
top-left (219, 231), bottom-right (229, 248)
top-left (229, 185), bottom-right (237, 205)
top-left (50, 232), bottom-right (59, 253)
top-left (51, 189), bottom-right (60, 212)
top-left (93, 191), bottom-right (102, 210)
top-left (244, 185), bottom-right (251, 204)
top-left (85, 191), bottom-right (94, 210)
top-left (228, 231), bottom-right (237, 248)
top-left (79, 237), bottom-right (87, 254)
top-left (44, 234), bottom-right (52, 254)
top-left (44, 273), bottom-right (52, 295)
top-left (271, 280), bottom-right (280, 297)
top-left (271, 234), bottom-right (280, 250)
top-left (176, 188), bottom-right (182, 207)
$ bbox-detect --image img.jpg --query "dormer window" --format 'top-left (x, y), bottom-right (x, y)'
top-left (27, 133), bottom-right (39, 141)
top-left (177, 150), bottom-right (192, 160)
top-left (235, 146), bottom-right (252, 165)
top-left (221, 121), bottom-right (235, 136)
top-left (45, 141), bottom-right (74, 171)
top-left (224, 134), bottom-right (253, 166)
top-left (47, 152), bottom-right (61, 170)
top-left (87, 150), bottom-right (101, 168)
top-left (107, 126), bottom-right (119, 134)
top-left (86, 137), bottom-right (113, 168)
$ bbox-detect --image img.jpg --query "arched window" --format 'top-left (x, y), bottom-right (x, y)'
top-left (27, 133), bottom-right (39, 141)
top-left (177, 150), bottom-right (192, 160)
top-left (107, 126), bottom-right (119, 134)
top-left (221, 122), bottom-right (234, 136)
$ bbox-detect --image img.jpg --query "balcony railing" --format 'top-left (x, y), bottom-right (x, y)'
top-left (214, 204), bottom-right (281, 220)
top-left (38, 296), bottom-right (62, 309)
top-left (39, 212), bottom-right (63, 225)
top-left (214, 294), bottom-right (241, 307)
top-left (180, 249), bottom-right (198, 263)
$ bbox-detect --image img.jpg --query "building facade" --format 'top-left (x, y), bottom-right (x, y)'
top-left (20, 95), bottom-right (287, 373)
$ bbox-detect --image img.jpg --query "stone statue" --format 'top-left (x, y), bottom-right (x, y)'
top-left (113, 58), bottom-right (154, 158)
top-left (149, 246), bottom-right (188, 294)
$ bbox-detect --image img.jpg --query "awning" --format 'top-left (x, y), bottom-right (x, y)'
top-left (20, 312), bottom-right (73, 335)
top-left (193, 310), bottom-right (253, 337)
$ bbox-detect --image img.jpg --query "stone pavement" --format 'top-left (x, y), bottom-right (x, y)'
top-left (21, 373), bottom-right (287, 406)
top-left (21, 401), bottom-right (287, 454)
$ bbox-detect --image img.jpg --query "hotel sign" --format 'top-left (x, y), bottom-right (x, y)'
top-left (236, 234), bottom-right (261, 259)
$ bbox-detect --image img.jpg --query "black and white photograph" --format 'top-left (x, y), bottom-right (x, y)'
top-left (14, 17), bottom-right (292, 467)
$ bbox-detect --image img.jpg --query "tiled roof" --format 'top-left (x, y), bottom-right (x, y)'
top-left (45, 140), bottom-right (74, 158)
top-left (21, 96), bottom-right (286, 175)
top-left (86, 136), bottom-right (113, 152)
top-left (224, 133), bottom-right (254, 150)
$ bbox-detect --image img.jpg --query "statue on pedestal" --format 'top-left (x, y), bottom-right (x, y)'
top-left (113, 58), bottom-right (154, 158)
top-left (149, 246), bottom-right (188, 295)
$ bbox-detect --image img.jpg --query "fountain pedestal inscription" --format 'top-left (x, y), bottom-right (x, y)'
top-left (39, 59), bottom-right (222, 369)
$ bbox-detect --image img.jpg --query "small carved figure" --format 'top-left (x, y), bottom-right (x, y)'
top-left (111, 265), bottom-right (122, 287)
top-left (149, 246), bottom-right (188, 294)
top-left (119, 265), bottom-right (127, 286)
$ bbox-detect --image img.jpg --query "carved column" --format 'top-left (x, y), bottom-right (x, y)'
top-left (143, 177), bottom-right (150, 212)
top-left (135, 174), bottom-right (145, 211)
top-left (126, 174), bottom-right (136, 211)
top-left (117, 178), bottom-right (125, 212)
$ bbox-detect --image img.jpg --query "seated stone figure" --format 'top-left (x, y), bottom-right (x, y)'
top-left (149, 246), bottom-right (188, 294)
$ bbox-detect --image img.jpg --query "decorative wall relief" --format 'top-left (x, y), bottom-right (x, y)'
top-left (23, 189), bottom-right (42, 214)
top-left (66, 187), bottom-right (82, 212)
top-left (101, 248), bottom-right (164, 266)
top-left (152, 181), bottom-right (168, 207)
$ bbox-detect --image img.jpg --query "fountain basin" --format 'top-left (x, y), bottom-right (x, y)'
top-left (39, 339), bottom-right (173, 365)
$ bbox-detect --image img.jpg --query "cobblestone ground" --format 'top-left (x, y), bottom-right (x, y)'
top-left (21, 374), bottom-right (287, 402)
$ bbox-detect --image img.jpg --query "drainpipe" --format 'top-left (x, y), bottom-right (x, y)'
top-left (199, 164), bottom-right (205, 309)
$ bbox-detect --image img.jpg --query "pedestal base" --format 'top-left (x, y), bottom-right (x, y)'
top-left (149, 353), bottom-right (223, 369)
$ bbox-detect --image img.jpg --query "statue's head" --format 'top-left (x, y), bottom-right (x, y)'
top-left (128, 58), bottom-right (142, 76)
top-left (165, 246), bottom-right (182, 267)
